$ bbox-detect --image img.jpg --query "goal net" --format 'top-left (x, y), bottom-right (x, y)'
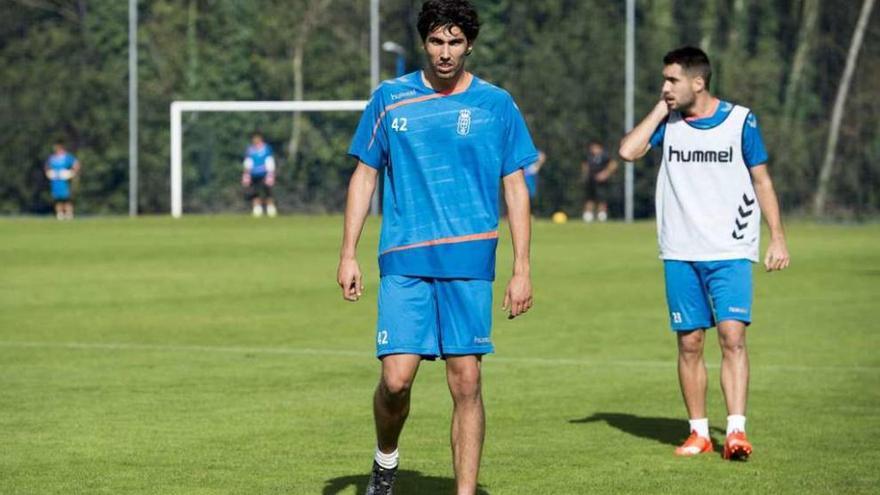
top-left (169, 100), bottom-right (367, 218)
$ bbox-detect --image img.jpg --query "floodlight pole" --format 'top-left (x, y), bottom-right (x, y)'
top-left (129, 0), bottom-right (138, 217)
top-left (624, 0), bottom-right (635, 223)
top-left (369, 0), bottom-right (381, 216)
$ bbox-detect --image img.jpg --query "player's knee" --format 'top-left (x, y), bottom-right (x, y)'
top-left (720, 337), bottom-right (747, 355)
top-left (381, 373), bottom-right (414, 398)
top-left (677, 332), bottom-right (705, 357)
top-left (448, 370), bottom-right (482, 402)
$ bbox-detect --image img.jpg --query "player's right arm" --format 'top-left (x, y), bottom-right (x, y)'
top-left (337, 162), bottom-right (378, 302)
top-left (618, 100), bottom-right (669, 161)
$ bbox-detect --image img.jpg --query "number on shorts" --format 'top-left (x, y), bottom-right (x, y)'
top-left (377, 330), bottom-right (389, 345)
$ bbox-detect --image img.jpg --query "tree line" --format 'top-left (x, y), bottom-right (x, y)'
top-left (2, 0), bottom-right (877, 218)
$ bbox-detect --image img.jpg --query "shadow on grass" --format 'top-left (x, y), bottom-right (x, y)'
top-left (323, 470), bottom-right (489, 494)
top-left (570, 412), bottom-right (725, 452)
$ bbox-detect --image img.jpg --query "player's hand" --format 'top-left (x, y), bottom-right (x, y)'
top-left (241, 174), bottom-right (251, 186)
top-left (763, 237), bottom-right (790, 272)
top-left (503, 274), bottom-right (532, 319)
top-left (337, 257), bottom-right (363, 301)
top-left (265, 175), bottom-right (275, 187)
top-left (654, 98), bottom-right (671, 116)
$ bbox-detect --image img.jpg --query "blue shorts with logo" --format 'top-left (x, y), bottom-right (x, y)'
top-left (376, 275), bottom-right (494, 359)
top-left (663, 259), bottom-right (753, 331)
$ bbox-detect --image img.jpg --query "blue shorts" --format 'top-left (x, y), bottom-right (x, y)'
top-left (663, 259), bottom-right (753, 331)
top-left (51, 180), bottom-right (71, 201)
top-left (376, 275), bottom-right (494, 359)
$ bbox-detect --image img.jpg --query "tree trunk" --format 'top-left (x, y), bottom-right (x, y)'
top-left (813, 0), bottom-right (876, 216)
top-left (186, 0), bottom-right (199, 93)
top-left (783, 0), bottom-right (819, 120)
top-left (288, 0), bottom-right (333, 163)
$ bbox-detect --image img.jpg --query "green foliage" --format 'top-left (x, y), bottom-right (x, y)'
top-left (1, 0), bottom-right (878, 216)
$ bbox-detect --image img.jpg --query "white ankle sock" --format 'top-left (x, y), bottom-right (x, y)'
top-left (689, 418), bottom-right (710, 439)
top-left (374, 447), bottom-right (399, 469)
top-left (726, 415), bottom-right (746, 435)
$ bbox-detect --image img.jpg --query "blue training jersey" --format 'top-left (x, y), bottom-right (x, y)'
top-left (47, 152), bottom-right (76, 174)
top-left (348, 71), bottom-right (538, 281)
top-left (649, 100), bottom-right (769, 167)
top-left (245, 144), bottom-right (274, 177)
top-left (46, 152), bottom-right (77, 199)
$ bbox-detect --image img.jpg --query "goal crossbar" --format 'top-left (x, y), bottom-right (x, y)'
top-left (170, 100), bottom-right (367, 218)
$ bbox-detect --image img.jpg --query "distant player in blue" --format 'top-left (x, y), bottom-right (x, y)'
top-left (44, 141), bottom-right (81, 220)
top-left (337, 1), bottom-right (536, 493)
top-left (620, 46), bottom-right (790, 461)
top-left (241, 132), bottom-right (277, 217)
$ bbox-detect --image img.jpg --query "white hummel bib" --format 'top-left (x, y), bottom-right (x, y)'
top-left (656, 105), bottom-right (760, 262)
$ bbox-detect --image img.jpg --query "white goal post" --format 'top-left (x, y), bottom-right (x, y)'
top-left (170, 100), bottom-right (368, 218)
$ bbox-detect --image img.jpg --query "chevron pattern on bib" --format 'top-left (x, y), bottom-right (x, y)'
top-left (731, 193), bottom-right (756, 240)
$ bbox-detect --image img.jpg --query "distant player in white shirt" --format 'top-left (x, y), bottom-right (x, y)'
top-left (619, 46), bottom-right (790, 460)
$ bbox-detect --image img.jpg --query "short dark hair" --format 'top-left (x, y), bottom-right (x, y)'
top-left (251, 131), bottom-right (263, 139)
top-left (663, 46), bottom-right (712, 89)
top-left (417, 0), bottom-right (481, 43)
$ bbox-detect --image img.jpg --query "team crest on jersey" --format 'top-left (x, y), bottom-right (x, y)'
top-left (457, 109), bottom-right (472, 136)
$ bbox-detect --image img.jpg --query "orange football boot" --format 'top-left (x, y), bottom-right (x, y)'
top-left (674, 431), bottom-right (714, 456)
top-left (723, 431), bottom-right (753, 460)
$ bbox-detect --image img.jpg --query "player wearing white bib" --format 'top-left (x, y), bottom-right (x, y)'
top-left (619, 47), bottom-right (790, 461)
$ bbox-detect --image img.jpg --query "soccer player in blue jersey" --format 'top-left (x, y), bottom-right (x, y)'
top-left (620, 47), bottom-right (790, 460)
top-left (337, 1), bottom-right (536, 493)
top-left (242, 132), bottom-right (277, 217)
top-left (44, 141), bottom-right (81, 220)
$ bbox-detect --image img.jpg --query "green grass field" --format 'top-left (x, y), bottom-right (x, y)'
top-left (1, 216), bottom-right (878, 494)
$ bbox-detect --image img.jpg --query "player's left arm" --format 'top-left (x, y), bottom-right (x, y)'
top-left (744, 112), bottom-right (789, 272)
top-left (597, 158), bottom-right (619, 182)
top-left (750, 164), bottom-right (790, 272)
top-left (71, 159), bottom-right (81, 178)
top-left (502, 170), bottom-right (532, 318)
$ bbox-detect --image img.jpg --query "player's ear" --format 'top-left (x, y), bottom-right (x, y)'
top-left (466, 44), bottom-right (473, 56)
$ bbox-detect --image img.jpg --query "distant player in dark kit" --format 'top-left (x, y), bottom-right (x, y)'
top-left (338, 1), bottom-right (537, 493)
top-left (619, 46), bottom-right (790, 460)
top-left (581, 141), bottom-right (617, 223)
top-left (241, 132), bottom-right (277, 217)
top-left (44, 141), bottom-right (81, 220)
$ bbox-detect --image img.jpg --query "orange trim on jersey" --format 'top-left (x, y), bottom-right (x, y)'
top-left (367, 93), bottom-right (445, 150)
top-left (366, 72), bottom-right (474, 150)
top-left (381, 230), bottom-right (499, 255)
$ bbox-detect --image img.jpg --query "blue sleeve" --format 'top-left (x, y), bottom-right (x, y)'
top-left (501, 98), bottom-right (538, 177)
top-left (742, 112), bottom-right (769, 167)
top-left (649, 120), bottom-right (667, 149)
top-left (347, 87), bottom-right (388, 170)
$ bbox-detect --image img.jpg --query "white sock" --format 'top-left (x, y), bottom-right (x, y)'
top-left (597, 210), bottom-right (608, 222)
top-left (266, 203), bottom-right (277, 217)
top-left (689, 418), bottom-right (710, 439)
top-left (726, 415), bottom-right (746, 435)
top-left (252, 205), bottom-right (263, 217)
top-left (582, 211), bottom-right (594, 223)
top-left (374, 447), bottom-right (399, 469)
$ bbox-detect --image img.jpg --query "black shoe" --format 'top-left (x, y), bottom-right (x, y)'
top-left (365, 460), bottom-right (397, 495)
